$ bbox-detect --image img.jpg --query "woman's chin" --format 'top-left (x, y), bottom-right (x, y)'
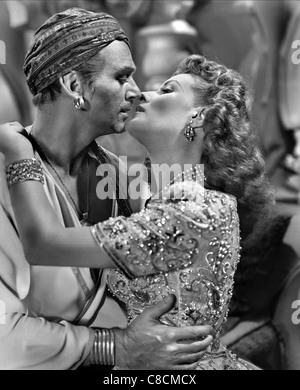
top-left (125, 123), bottom-right (139, 138)
top-left (125, 125), bottom-right (135, 137)
top-left (125, 125), bottom-right (147, 146)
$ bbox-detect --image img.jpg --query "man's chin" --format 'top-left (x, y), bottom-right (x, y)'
top-left (114, 127), bottom-right (126, 135)
top-left (113, 123), bottom-right (127, 134)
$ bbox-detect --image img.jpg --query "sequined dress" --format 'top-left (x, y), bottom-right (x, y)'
top-left (91, 180), bottom-right (252, 370)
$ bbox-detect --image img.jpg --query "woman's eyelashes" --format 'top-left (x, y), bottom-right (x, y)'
top-left (158, 86), bottom-right (173, 94)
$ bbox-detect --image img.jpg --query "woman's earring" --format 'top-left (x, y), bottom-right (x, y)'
top-left (184, 119), bottom-right (195, 142)
top-left (73, 96), bottom-right (85, 110)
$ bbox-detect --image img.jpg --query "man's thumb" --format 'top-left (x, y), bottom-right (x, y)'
top-left (144, 294), bottom-right (176, 320)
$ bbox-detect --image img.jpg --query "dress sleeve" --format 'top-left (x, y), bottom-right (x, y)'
top-left (91, 183), bottom-right (238, 279)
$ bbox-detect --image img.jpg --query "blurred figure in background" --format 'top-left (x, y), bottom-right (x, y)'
top-left (0, 1), bottom-right (33, 125)
top-left (0, 0), bottom-right (106, 126)
top-left (279, 0), bottom-right (300, 203)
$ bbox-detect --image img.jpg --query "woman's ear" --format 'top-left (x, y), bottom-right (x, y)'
top-left (59, 71), bottom-right (83, 99)
top-left (191, 108), bottom-right (206, 129)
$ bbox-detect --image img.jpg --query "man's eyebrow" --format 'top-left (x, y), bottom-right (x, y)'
top-left (115, 65), bottom-right (136, 74)
top-left (163, 80), bottom-right (183, 90)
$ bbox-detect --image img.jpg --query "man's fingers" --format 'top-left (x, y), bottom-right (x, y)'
top-left (164, 344), bottom-right (210, 370)
top-left (169, 324), bottom-right (213, 341)
top-left (176, 350), bottom-right (207, 365)
top-left (142, 294), bottom-right (176, 320)
top-left (172, 362), bottom-right (199, 370)
top-left (175, 335), bottom-right (213, 354)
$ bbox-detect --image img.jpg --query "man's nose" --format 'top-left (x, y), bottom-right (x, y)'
top-left (126, 78), bottom-right (141, 102)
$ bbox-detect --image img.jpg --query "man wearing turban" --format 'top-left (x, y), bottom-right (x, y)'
top-left (0, 8), bottom-right (210, 369)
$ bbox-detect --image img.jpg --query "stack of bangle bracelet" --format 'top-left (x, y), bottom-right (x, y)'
top-left (90, 329), bottom-right (115, 366)
top-left (6, 158), bottom-right (44, 189)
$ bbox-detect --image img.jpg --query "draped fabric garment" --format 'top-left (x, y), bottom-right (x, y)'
top-left (0, 142), bottom-right (127, 370)
top-left (91, 180), bottom-right (254, 370)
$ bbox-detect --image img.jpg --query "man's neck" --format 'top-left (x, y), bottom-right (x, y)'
top-left (31, 110), bottom-right (93, 175)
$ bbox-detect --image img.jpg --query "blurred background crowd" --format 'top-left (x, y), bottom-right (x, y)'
top-left (1, 0), bottom-right (300, 370)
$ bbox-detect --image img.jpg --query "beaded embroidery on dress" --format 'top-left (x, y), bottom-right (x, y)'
top-left (91, 175), bottom-right (252, 370)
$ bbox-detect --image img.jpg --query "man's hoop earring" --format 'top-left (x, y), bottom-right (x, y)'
top-left (74, 96), bottom-right (85, 110)
top-left (184, 119), bottom-right (195, 142)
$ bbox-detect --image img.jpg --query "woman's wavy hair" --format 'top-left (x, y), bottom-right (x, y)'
top-left (173, 55), bottom-right (275, 248)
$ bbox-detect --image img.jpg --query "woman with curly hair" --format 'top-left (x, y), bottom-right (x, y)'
top-left (0, 54), bottom-right (272, 369)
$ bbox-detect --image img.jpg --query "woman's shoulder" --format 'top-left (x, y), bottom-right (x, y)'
top-left (163, 180), bottom-right (237, 209)
top-left (145, 181), bottom-right (239, 239)
top-left (205, 186), bottom-right (237, 208)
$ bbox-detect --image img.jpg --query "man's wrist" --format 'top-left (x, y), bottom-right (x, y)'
top-left (113, 327), bottom-right (130, 369)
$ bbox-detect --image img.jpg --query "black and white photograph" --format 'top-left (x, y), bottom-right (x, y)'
top-left (0, 0), bottom-right (299, 373)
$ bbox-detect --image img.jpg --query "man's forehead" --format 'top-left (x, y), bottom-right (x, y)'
top-left (102, 40), bottom-right (136, 73)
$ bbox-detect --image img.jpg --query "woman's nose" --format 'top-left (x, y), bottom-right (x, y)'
top-left (140, 91), bottom-right (155, 103)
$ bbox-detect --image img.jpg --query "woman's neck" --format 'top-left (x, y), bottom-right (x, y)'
top-left (148, 148), bottom-right (201, 194)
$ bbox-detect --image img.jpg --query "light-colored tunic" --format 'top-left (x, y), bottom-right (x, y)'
top-left (0, 144), bottom-right (127, 370)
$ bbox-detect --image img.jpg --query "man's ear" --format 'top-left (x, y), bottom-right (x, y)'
top-left (191, 107), bottom-right (206, 129)
top-left (59, 71), bottom-right (83, 99)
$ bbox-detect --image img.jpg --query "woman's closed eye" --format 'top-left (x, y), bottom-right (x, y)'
top-left (158, 87), bottom-right (173, 95)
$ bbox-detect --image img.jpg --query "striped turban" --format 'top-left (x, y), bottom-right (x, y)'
top-left (24, 7), bottom-right (130, 95)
